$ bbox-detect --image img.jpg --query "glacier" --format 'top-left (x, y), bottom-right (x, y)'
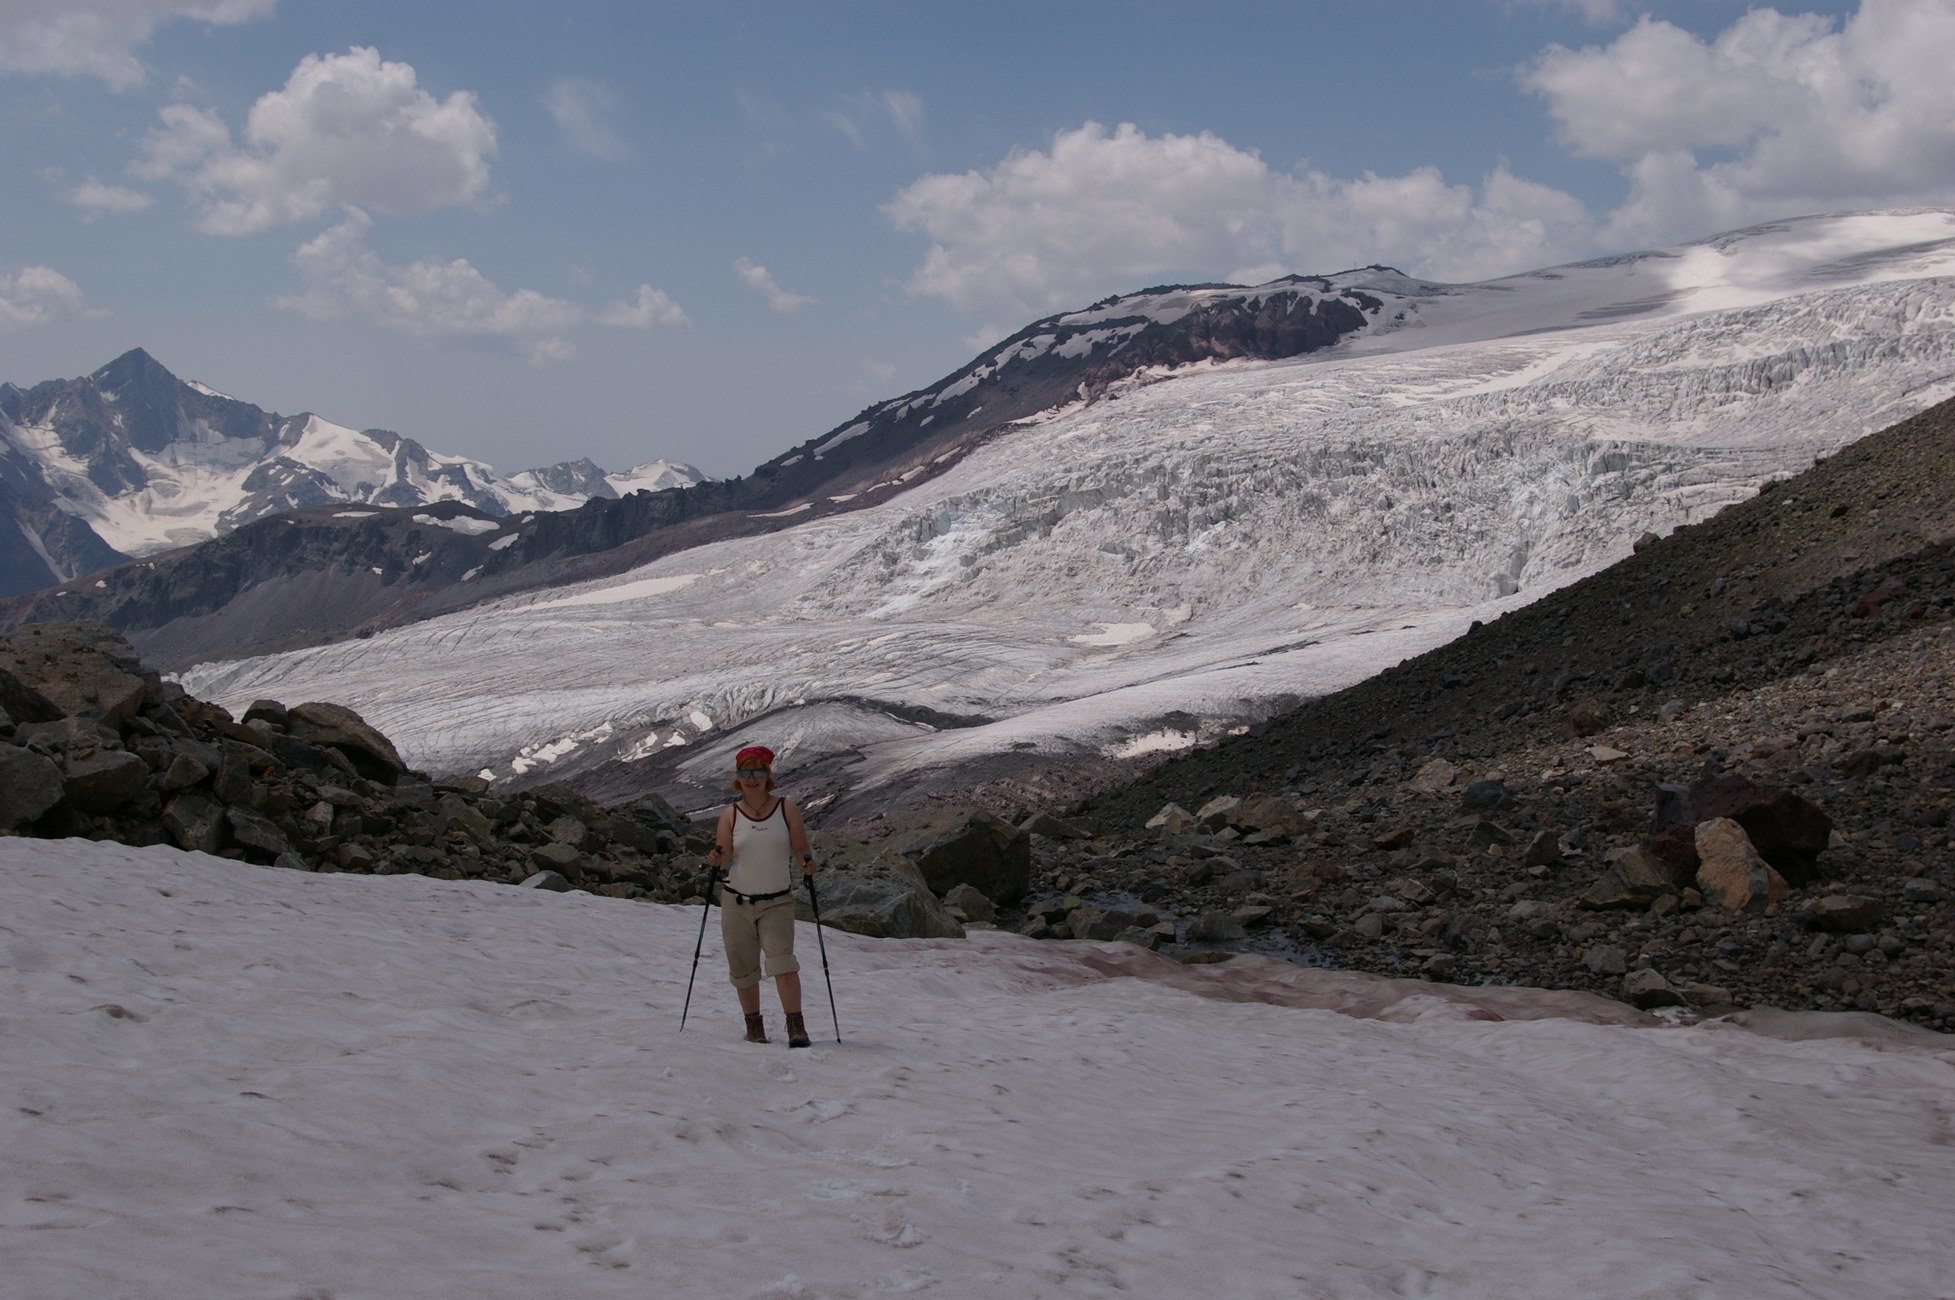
top-left (175, 211), bottom-right (1955, 813)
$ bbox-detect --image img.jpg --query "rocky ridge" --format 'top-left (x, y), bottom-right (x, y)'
top-left (0, 621), bottom-right (1012, 943)
top-left (1012, 395), bottom-right (1955, 1029)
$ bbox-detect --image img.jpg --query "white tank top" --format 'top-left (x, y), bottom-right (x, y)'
top-left (727, 799), bottom-right (793, 895)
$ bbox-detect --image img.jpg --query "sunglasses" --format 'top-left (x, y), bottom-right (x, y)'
top-left (734, 768), bottom-right (768, 779)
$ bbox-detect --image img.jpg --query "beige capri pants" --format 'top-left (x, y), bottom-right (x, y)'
top-left (720, 890), bottom-right (801, 989)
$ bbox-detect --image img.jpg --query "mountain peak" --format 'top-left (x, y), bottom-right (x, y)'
top-left (91, 347), bottom-right (175, 390)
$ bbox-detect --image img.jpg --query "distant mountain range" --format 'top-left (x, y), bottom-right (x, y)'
top-left (0, 347), bottom-right (703, 596)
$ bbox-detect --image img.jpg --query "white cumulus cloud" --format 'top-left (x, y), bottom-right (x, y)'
top-left (0, 266), bottom-right (89, 327)
top-left (543, 78), bottom-right (629, 161)
top-left (276, 212), bottom-right (683, 365)
top-left (0, 0), bottom-right (275, 90)
top-left (1524, 0), bottom-right (1955, 245)
top-left (596, 284), bottom-right (689, 328)
top-left (61, 177), bottom-right (156, 217)
top-left (134, 46), bottom-right (497, 235)
top-left (884, 121), bottom-right (1594, 321)
top-left (734, 257), bottom-right (816, 313)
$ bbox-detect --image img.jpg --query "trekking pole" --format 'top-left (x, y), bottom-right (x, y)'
top-left (679, 868), bottom-right (718, 1032)
top-left (806, 875), bottom-right (841, 1043)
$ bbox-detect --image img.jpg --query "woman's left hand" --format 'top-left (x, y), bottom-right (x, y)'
top-left (801, 856), bottom-right (817, 876)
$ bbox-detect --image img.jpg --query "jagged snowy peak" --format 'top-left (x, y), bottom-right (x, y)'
top-left (510, 457), bottom-right (708, 501)
top-left (0, 349), bottom-right (697, 594)
top-left (177, 210), bottom-right (1955, 814)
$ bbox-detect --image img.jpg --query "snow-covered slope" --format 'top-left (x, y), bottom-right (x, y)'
top-left (0, 349), bottom-right (704, 589)
top-left (176, 211), bottom-right (1955, 808)
top-left (6, 839), bottom-right (1953, 1299)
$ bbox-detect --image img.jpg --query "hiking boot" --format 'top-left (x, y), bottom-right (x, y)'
top-left (743, 1013), bottom-right (768, 1044)
top-left (785, 1012), bottom-right (811, 1049)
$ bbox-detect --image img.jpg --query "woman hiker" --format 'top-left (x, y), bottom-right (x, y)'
top-left (707, 745), bottom-right (819, 1047)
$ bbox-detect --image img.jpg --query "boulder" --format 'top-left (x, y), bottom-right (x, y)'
top-left (0, 668), bottom-right (63, 728)
top-left (1195, 795), bottom-right (1241, 831)
top-left (1809, 895), bottom-right (1884, 933)
top-left (1410, 758), bottom-right (1457, 792)
top-left (0, 623), bottom-right (148, 726)
top-left (1459, 780), bottom-right (1513, 812)
top-left (162, 793), bottom-right (227, 853)
top-left (286, 702), bottom-right (408, 784)
top-left (1694, 818), bottom-right (1788, 913)
top-left (1186, 910), bottom-right (1247, 942)
top-left (1579, 844), bottom-right (1686, 910)
top-left (1233, 792), bottom-right (1317, 837)
top-left (520, 870), bottom-right (574, 892)
top-left (1524, 830), bottom-right (1563, 867)
top-left (943, 883), bottom-right (998, 923)
top-left (226, 808), bottom-right (294, 861)
top-left (61, 749), bottom-right (150, 814)
top-left (159, 752), bottom-right (211, 793)
top-left (1145, 802), bottom-right (1195, 835)
top-left (795, 844), bottom-right (964, 939)
top-left (1019, 811), bottom-right (1091, 840)
top-left (241, 699), bottom-right (289, 729)
top-left (1648, 775), bottom-right (1833, 885)
top-left (885, 808), bottom-right (1030, 904)
top-left (1621, 969), bottom-right (1684, 1009)
top-left (0, 745), bottom-right (66, 829)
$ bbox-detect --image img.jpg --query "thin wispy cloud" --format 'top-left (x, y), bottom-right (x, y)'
top-left (829, 88), bottom-right (925, 150)
top-left (543, 78), bottom-right (630, 161)
top-left (1506, 0), bottom-right (1630, 26)
top-left (61, 177), bottom-right (155, 218)
top-left (734, 257), bottom-right (815, 313)
top-left (277, 211), bottom-right (685, 365)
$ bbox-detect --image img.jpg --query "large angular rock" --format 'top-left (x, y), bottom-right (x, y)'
top-left (1649, 775), bottom-right (1833, 885)
top-left (0, 668), bottom-right (63, 728)
top-left (1694, 818), bottom-right (1787, 913)
top-left (226, 808), bottom-right (295, 861)
top-left (163, 793), bottom-right (227, 853)
top-left (1144, 802), bottom-right (1195, 835)
top-left (1232, 793), bottom-right (1317, 837)
top-left (0, 745), bottom-right (66, 829)
top-left (61, 749), bottom-right (151, 814)
top-left (0, 624), bottom-right (147, 725)
top-left (1579, 845), bottom-right (1686, 911)
top-left (885, 808), bottom-right (1030, 905)
top-left (1810, 895), bottom-right (1883, 933)
top-left (286, 702), bottom-right (408, 784)
top-left (796, 845), bottom-right (964, 939)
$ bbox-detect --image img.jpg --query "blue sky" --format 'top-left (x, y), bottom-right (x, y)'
top-left (4, 0), bottom-right (1950, 478)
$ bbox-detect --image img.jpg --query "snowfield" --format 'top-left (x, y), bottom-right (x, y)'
top-left (4, 840), bottom-right (1953, 1299)
top-left (173, 212), bottom-right (1955, 804)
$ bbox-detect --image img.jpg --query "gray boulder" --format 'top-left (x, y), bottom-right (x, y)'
top-left (226, 808), bottom-right (294, 861)
top-left (885, 808), bottom-right (1030, 905)
top-left (0, 624), bottom-right (148, 726)
top-left (286, 702), bottom-right (408, 784)
top-left (0, 667), bottom-right (63, 728)
top-left (62, 749), bottom-right (150, 814)
top-left (0, 745), bottom-right (66, 829)
top-left (944, 883), bottom-right (998, 923)
top-left (163, 793), bottom-right (227, 853)
top-left (797, 840), bottom-right (964, 939)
